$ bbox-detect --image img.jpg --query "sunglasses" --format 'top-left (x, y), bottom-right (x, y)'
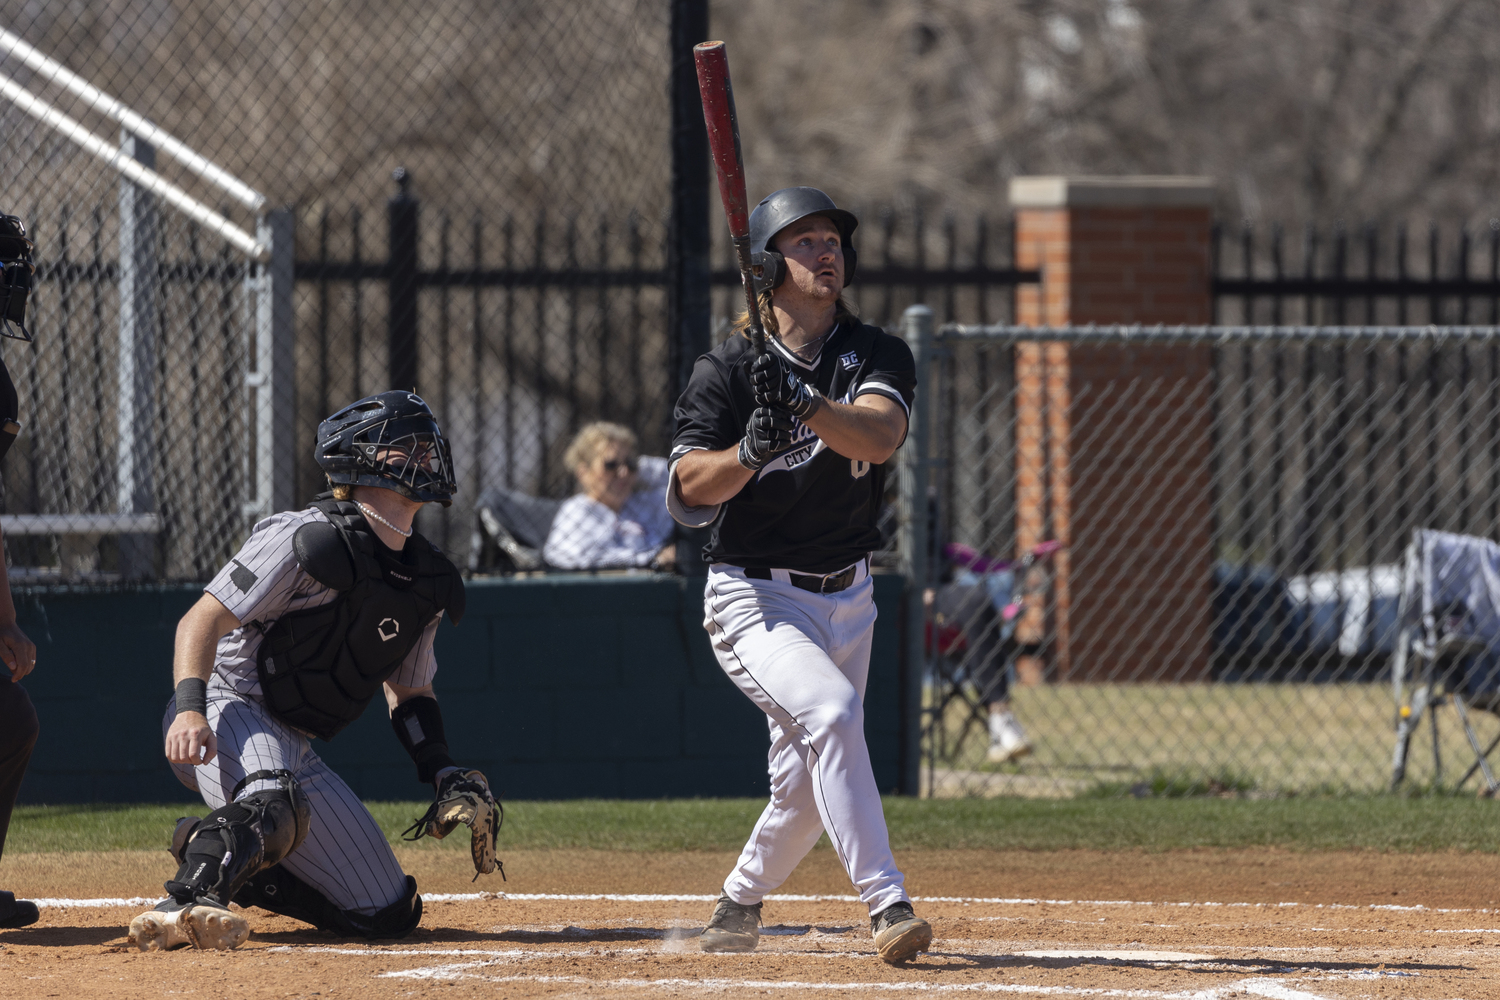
top-left (601, 457), bottom-right (638, 474)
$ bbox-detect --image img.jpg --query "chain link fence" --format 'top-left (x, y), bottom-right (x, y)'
top-left (0, 0), bottom-right (679, 582)
top-left (0, 2), bottom-right (1043, 582)
top-left (903, 313), bottom-right (1500, 797)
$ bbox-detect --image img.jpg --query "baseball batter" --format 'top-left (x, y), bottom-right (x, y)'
top-left (668, 187), bottom-right (932, 964)
top-left (129, 391), bottom-right (500, 952)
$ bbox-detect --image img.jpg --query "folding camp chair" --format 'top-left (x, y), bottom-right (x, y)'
top-left (472, 488), bottom-right (565, 572)
top-left (1390, 529), bottom-right (1500, 794)
top-left (924, 541), bottom-right (1061, 763)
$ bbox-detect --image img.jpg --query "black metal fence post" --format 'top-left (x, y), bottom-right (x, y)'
top-left (388, 167), bottom-right (419, 392)
top-left (667, 0), bottom-right (710, 412)
top-left (668, 0), bottom-right (711, 575)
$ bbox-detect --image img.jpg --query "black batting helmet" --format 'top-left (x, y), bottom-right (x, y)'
top-left (748, 187), bottom-right (858, 296)
top-left (0, 214), bottom-right (35, 342)
top-left (316, 391), bottom-right (457, 505)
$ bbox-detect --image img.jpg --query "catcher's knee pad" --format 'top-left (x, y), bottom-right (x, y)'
top-left (165, 770), bottom-right (310, 907)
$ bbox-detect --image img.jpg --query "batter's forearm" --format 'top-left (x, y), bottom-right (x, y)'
top-left (801, 397), bottom-right (905, 464)
top-left (676, 446), bottom-right (755, 508)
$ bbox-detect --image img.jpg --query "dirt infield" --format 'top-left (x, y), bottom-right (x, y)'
top-left (3, 847), bottom-right (1499, 998)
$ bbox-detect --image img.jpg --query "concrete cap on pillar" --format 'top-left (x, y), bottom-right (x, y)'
top-left (1009, 176), bottom-right (1215, 208)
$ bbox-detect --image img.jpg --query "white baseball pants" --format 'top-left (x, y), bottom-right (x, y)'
top-left (704, 562), bottom-right (909, 914)
top-left (163, 687), bottom-right (410, 915)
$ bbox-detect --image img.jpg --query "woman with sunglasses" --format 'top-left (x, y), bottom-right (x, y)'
top-left (544, 422), bottom-right (675, 570)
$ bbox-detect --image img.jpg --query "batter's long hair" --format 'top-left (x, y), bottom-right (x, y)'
top-left (731, 290), bottom-right (858, 343)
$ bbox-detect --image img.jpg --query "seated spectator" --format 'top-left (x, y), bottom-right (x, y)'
top-left (544, 422), bottom-right (676, 570)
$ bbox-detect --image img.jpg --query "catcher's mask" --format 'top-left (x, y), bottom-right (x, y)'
top-left (316, 391), bottom-right (457, 505)
top-left (0, 214), bottom-right (34, 343)
top-left (747, 187), bottom-right (858, 296)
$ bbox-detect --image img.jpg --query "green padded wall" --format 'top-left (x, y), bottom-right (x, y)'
top-left (16, 574), bottom-right (906, 803)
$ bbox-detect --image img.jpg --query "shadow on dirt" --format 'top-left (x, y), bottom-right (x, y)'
top-left (0, 926), bottom-right (127, 947)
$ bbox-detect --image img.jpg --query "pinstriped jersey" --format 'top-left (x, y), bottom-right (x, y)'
top-left (670, 320), bottom-right (916, 574)
top-left (204, 506), bottom-right (442, 702)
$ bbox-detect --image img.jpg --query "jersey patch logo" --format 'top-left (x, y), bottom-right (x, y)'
top-left (230, 559), bottom-right (258, 593)
top-left (839, 351), bottom-right (860, 371)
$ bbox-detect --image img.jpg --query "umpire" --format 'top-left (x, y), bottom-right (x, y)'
top-left (0, 213), bottom-right (40, 931)
top-left (668, 188), bottom-right (931, 964)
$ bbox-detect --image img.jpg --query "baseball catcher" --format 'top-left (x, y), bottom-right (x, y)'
top-left (129, 391), bottom-right (502, 952)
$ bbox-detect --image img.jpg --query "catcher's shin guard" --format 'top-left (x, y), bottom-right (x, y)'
top-left (163, 770), bottom-right (310, 909)
top-left (237, 865), bottom-right (422, 940)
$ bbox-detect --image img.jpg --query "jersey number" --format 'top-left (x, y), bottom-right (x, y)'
top-left (850, 459), bottom-right (870, 479)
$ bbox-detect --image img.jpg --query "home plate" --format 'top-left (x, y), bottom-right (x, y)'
top-left (1020, 949), bottom-right (1214, 962)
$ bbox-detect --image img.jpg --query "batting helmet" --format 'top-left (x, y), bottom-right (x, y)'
top-left (0, 214), bottom-right (35, 342)
top-left (748, 187), bottom-right (858, 296)
top-left (316, 391), bottom-right (457, 505)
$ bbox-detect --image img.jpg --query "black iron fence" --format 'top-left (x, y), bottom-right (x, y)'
top-left (290, 178), bottom-right (1040, 569)
top-left (1212, 221), bottom-right (1500, 325)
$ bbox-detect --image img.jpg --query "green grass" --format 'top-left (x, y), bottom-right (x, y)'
top-left (928, 683), bottom-right (1500, 796)
top-left (9, 796), bottom-right (1500, 854)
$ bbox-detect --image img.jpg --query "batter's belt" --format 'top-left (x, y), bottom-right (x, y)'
top-left (742, 559), bottom-right (865, 595)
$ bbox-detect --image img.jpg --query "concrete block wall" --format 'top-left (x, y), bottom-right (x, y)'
top-left (15, 573), bottom-right (906, 804)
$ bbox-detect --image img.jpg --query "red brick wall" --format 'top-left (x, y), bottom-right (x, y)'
top-left (1013, 199), bottom-right (1214, 683)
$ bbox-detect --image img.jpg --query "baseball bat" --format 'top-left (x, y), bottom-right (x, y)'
top-left (693, 40), bottom-right (766, 355)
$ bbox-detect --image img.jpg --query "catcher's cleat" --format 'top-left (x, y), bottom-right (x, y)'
top-left (128, 899), bottom-right (249, 952)
top-left (871, 901), bottom-right (932, 964)
top-left (0, 890), bottom-right (38, 928)
top-left (699, 895), bottom-right (762, 953)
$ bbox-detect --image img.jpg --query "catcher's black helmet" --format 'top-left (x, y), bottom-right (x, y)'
top-left (316, 391), bottom-right (457, 505)
top-left (0, 214), bottom-right (35, 342)
top-left (748, 187), bottom-right (858, 296)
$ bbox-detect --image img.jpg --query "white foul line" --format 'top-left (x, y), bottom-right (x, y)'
top-left (33, 890), bottom-right (1500, 918)
top-left (372, 972), bottom-right (1335, 998)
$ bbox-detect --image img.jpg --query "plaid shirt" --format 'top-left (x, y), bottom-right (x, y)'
top-left (543, 456), bottom-right (674, 569)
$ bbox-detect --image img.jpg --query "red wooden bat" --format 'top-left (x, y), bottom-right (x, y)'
top-left (694, 40), bottom-right (766, 354)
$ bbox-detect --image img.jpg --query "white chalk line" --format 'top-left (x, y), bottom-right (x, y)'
top-left (370, 971), bottom-right (1346, 999)
top-left (29, 891), bottom-right (1498, 914)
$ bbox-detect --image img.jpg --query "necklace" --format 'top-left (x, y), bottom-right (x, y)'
top-left (785, 328), bottom-right (832, 362)
top-left (357, 501), bottom-right (413, 538)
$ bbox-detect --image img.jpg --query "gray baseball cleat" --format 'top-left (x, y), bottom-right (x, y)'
top-left (699, 894), bottom-right (762, 953)
top-left (871, 900), bottom-right (932, 964)
top-left (128, 898), bottom-right (249, 952)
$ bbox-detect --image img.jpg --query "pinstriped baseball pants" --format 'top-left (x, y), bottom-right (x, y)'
top-left (163, 687), bottom-right (409, 915)
top-left (704, 563), bottom-right (909, 915)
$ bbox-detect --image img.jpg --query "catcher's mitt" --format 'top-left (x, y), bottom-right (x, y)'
top-left (403, 768), bottom-right (504, 880)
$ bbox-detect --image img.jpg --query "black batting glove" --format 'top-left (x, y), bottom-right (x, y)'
top-left (750, 351), bottom-right (822, 419)
top-left (737, 406), bottom-right (798, 471)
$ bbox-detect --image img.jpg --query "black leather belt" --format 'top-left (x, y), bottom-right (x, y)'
top-left (743, 562), bottom-right (861, 595)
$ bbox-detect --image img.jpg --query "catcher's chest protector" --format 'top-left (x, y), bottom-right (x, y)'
top-left (257, 498), bottom-right (465, 740)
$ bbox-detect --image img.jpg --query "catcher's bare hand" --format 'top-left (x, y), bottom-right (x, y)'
top-left (403, 768), bottom-right (503, 879)
top-left (165, 711), bottom-right (217, 766)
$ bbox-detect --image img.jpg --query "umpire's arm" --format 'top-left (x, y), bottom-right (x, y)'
top-left (165, 593), bottom-right (240, 766)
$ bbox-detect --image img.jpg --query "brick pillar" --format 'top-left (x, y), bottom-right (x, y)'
top-left (1010, 176), bottom-right (1215, 683)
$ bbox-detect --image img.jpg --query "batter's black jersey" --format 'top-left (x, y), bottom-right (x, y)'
top-left (670, 320), bottom-right (916, 574)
